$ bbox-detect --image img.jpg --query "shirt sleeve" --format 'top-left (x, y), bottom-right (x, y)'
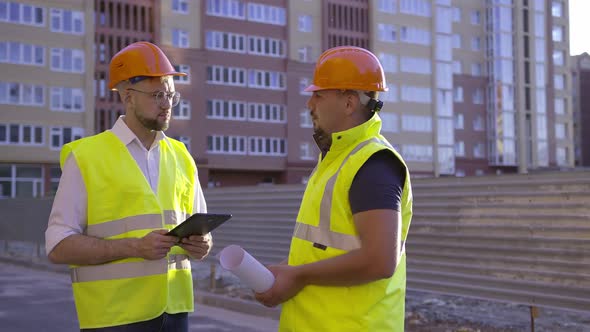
top-left (45, 155), bottom-right (87, 254)
top-left (349, 150), bottom-right (406, 214)
top-left (193, 170), bottom-right (207, 214)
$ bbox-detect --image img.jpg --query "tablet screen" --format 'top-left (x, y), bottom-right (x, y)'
top-left (166, 213), bottom-right (232, 238)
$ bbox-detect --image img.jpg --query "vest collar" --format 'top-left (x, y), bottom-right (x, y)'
top-left (325, 113), bottom-right (383, 154)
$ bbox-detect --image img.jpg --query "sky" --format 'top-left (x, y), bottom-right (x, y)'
top-left (569, 0), bottom-right (588, 55)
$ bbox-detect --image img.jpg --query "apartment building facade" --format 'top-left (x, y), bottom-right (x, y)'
top-left (0, 0), bottom-right (94, 198)
top-left (1, 0), bottom-right (575, 196)
top-left (369, 0), bottom-right (573, 177)
top-left (571, 52), bottom-right (590, 167)
top-left (94, 0), bottom-right (156, 133)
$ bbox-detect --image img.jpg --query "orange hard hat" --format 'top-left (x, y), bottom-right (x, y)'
top-left (108, 41), bottom-right (187, 90)
top-left (304, 46), bottom-right (388, 92)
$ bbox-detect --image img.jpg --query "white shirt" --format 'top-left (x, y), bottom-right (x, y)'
top-left (45, 116), bottom-right (207, 254)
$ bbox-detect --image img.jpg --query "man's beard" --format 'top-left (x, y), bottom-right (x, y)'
top-left (313, 126), bottom-right (332, 154)
top-left (135, 106), bottom-right (169, 131)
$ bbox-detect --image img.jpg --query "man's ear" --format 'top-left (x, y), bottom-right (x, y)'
top-left (344, 92), bottom-right (359, 115)
top-left (120, 89), bottom-right (132, 104)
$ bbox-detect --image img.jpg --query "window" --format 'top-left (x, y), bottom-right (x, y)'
top-left (172, 0), bottom-right (189, 13)
top-left (453, 86), bottom-right (463, 102)
top-left (248, 136), bottom-right (286, 156)
top-left (551, 1), bottom-right (563, 17)
top-left (400, 0), bottom-right (431, 17)
top-left (299, 78), bottom-right (312, 96)
top-left (300, 142), bottom-right (315, 160)
top-left (471, 63), bottom-right (483, 76)
top-left (0, 42), bottom-right (44, 66)
top-left (298, 15), bottom-right (312, 32)
top-left (207, 135), bottom-right (247, 155)
top-left (298, 46), bottom-right (312, 63)
top-left (402, 115), bottom-right (432, 132)
top-left (380, 112), bottom-right (399, 133)
top-left (248, 69), bottom-right (286, 90)
top-left (378, 0), bottom-right (397, 14)
top-left (437, 90), bottom-right (452, 116)
top-left (50, 48), bottom-right (84, 73)
top-left (172, 29), bottom-right (189, 48)
top-left (471, 37), bottom-right (481, 51)
top-left (48, 166), bottom-right (61, 194)
top-left (400, 26), bottom-right (431, 45)
top-left (207, 99), bottom-right (246, 120)
top-left (436, 35), bottom-right (452, 61)
top-left (206, 0), bottom-right (245, 19)
top-left (552, 50), bottom-right (564, 66)
top-left (50, 87), bottom-right (84, 112)
top-left (205, 31), bottom-right (246, 53)
top-left (0, 164), bottom-right (45, 198)
top-left (378, 53), bottom-right (397, 73)
top-left (248, 103), bottom-right (286, 123)
top-left (473, 142), bottom-right (485, 158)
top-left (473, 115), bottom-right (484, 131)
top-left (555, 123), bottom-right (566, 139)
top-left (554, 74), bottom-right (565, 90)
top-left (50, 8), bottom-right (84, 34)
top-left (452, 34), bottom-right (461, 48)
top-left (172, 136), bottom-right (191, 152)
top-left (207, 65), bottom-right (247, 86)
top-left (455, 141), bottom-right (465, 157)
top-left (401, 85), bottom-right (431, 103)
top-left (0, 82), bottom-right (44, 106)
top-left (472, 88), bottom-right (484, 104)
top-left (0, 2), bottom-right (44, 26)
top-left (452, 7), bottom-right (461, 22)
top-left (535, 38), bottom-right (545, 63)
top-left (380, 85), bottom-right (398, 102)
top-left (0, 123), bottom-right (44, 146)
top-left (452, 61), bottom-right (461, 74)
top-left (454, 113), bottom-right (464, 129)
top-left (556, 147), bottom-right (568, 166)
top-left (471, 10), bottom-right (480, 25)
top-left (173, 100), bottom-right (191, 119)
top-left (248, 36), bottom-right (285, 58)
top-left (402, 145), bottom-right (433, 162)
top-left (554, 98), bottom-right (565, 114)
top-left (172, 64), bottom-right (190, 84)
top-left (50, 127), bottom-right (84, 150)
top-left (552, 25), bottom-right (563, 42)
top-left (400, 56), bottom-right (431, 74)
top-left (300, 110), bottom-right (312, 128)
top-left (247, 3), bottom-right (286, 25)
top-left (378, 24), bottom-right (396, 43)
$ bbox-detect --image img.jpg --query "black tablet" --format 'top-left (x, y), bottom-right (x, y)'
top-left (166, 213), bottom-right (232, 238)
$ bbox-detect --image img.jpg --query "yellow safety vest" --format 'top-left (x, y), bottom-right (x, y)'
top-left (280, 114), bottom-right (413, 331)
top-left (60, 131), bottom-right (196, 329)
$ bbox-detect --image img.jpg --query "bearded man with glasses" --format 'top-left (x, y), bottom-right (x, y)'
top-left (45, 41), bottom-right (210, 332)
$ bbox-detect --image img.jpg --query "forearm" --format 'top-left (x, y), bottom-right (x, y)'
top-left (48, 234), bottom-right (140, 265)
top-left (296, 248), bottom-right (396, 287)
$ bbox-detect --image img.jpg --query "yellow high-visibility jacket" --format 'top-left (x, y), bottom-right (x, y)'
top-left (60, 131), bottom-right (196, 329)
top-left (280, 114), bottom-right (413, 331)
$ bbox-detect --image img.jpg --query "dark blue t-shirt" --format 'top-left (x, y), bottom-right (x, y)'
top-left (349, 150), bottom-right (406, 213)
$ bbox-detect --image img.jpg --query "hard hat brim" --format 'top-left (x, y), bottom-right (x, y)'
top-left (109, 71), bottom-right (187, 90)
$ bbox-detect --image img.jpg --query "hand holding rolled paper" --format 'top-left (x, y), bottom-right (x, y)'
top-left (218, 245), bottom-right (275, 293)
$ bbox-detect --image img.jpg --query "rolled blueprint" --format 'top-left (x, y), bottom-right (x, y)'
top-left (218, 245), bottom-right (275, 293)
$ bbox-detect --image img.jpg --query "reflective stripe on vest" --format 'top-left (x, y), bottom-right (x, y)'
top-left (86, 211), bottom-right (187, 238)
top-left (70, 254), bottom-right (190, 283)
top-left (293, 137), bottom-right (404, 252)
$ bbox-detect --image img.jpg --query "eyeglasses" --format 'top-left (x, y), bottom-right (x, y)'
top-left (127, 88), bottom-right (181, 108)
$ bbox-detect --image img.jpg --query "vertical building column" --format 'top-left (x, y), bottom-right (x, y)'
top-left (434, 1), bottom-right (455, 176)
